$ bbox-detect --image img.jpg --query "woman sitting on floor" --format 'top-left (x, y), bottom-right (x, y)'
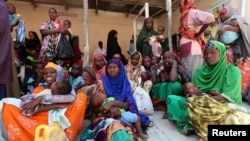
top-left (167, 40), bottom-right (250, 141)
top-left (81, 59), bottom-right (152, 141)
top-left (0, 62), bottom-right (87, 141)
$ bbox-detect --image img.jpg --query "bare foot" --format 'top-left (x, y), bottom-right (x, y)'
top-left (139, 133), bottom-right (149, 139)
top-left (198, 137), bottom-right (205, 141)
top-left (162, 111), bottom-right (168, 119)
top-left (183, 130), bottom-right (194, 136)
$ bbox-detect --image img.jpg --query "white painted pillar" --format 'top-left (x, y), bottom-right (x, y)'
top-left (83, 0), bottom-right (89, 67)
top-left (241, 0), bottom-right (246, 18)
top-left (145, 2), bottom-right (149, 18)
top-left (166, 0), bottom-right (173, 51)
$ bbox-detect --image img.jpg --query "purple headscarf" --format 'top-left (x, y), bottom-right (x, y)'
top-left (0, 0), bottom-right (12, 84)
top-left (101, 58), bottom-right (138, 113)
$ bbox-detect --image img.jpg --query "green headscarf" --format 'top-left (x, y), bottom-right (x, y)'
top-left (193, 40), bottom-right (242, 104)
top-left (136, 17), bottom-right (157, 57)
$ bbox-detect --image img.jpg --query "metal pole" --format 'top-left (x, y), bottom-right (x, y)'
top-left (166, 0), bottom-right (173, 51)
top-left (83, 0), bottom-right (89, 67)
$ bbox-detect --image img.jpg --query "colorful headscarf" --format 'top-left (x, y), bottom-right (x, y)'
top-left (101, 59), bottom-right (138, 113)
top-left (162, 51), bottom-right (190, 83)
top-left (193, 40), bottom-right (241, 104)
top-left (39, 8), bottom-right (62, 62)
top-left (45, 62), bottom-right (57, 70)
top-left (178, 0), bottom-right (196, 38)
top-left (91, 53), bottom-right (107, 80)
top-left (128, 51), bottom-right (142, 68)
top-left (142, 56), bottom-right (151, 74)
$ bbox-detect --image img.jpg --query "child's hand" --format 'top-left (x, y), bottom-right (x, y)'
top-left (152, 64), bottom-right (159, 70)
top-left (208, 91), bottom-right (220, 96)
top-left (102, 101), bottom-right (113, 113)
top-left (22, 96), bottom-right (43, 113)
top-left (110, 107), bottom-right (121, 118)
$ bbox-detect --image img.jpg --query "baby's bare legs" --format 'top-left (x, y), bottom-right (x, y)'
top-left (135, 116), bottom-right (149, 139)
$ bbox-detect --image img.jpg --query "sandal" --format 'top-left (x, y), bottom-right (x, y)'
top-left (148, 121), bottom-right (154, 127)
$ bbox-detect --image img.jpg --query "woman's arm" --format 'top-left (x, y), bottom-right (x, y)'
top-left (151, 64), bottom-right (159, 84)
top-left (169, 60), bottom-right (179, 82)
top-left (208, 94), bottom-right (227, 102)
top-left (40, 28), bottom-right (64, 36)
top-left (36, 103), bottom-right (70, 112)
top-left (195, 24), bottom-right (210, 38)
top-left (102, 100), bottom-right (128, 112)
top-left (42, 89), bottom-right (76, 103)
top-left (221, 25), bottom-right (240, 33)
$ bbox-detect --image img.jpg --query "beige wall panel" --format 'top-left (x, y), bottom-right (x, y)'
top-left (7, 0), bottom-right (250, 60)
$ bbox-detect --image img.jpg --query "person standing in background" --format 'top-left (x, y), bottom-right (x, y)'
top-left (136, 17), bottom-right (158, 58)
top-left (39, 8), bottom-right (65, 63)
top-left (178, 0), bottom-right (215, 79)
top-left (94, 41), bottom-right (107, 58)
top-left (106, 29), bottom-right (127, 64)
top-left (0, 0), bottom-right (13, 99)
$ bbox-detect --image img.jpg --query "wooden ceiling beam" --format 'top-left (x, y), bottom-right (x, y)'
top-left (29, 0), bottom-right (37, 9)
top-left (62, 0), bottom-right (69, 10)
top-left (95, 0), bottom-right (98, 15)
top-left (106, 0), bottom-right (165, 9)
top-left (125, 0), bottom-right (139, 17)
top-left (151, 8), bottom-right (165, 17)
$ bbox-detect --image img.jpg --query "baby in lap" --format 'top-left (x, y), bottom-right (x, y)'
top-left (20, 80), bottom-right (72, 116)
top-left (90, 92), bottom-right (149, 139)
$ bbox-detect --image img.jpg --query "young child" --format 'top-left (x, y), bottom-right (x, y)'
top-left (20, 80), bottom-right (72, 116)
top-left (142, 56), bottom-right (152, 80)
top-left (182, 82), bottom-right (200, 97)
top-left (21, 62), bottom-right (47, 95)
top-left (149, 26), bottom-right (165, 57)
top-left (63, 19), bottom-right (73, 41)
top-left (90, 92), bottom-right (149, 139)
top-left (151, 55), bottom-right (164, 75)
top-left (68, 63), bottom-right (85, 90)
top-left (7, 3), bottom-right (20, 28)
top-left (220, 18), bottom-right (240, 45)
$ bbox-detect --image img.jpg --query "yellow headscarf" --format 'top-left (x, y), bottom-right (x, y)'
top-left (44, 62), bottom-right (57, 70)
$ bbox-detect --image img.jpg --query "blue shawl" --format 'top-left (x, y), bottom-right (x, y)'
top-left (101, 59), bottom-right (138, 113)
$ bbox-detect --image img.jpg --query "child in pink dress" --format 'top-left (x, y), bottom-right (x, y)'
top-left (149, 26), bottom-right (165, 57)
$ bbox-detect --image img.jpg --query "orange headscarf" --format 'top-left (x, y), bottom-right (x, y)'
top-left (178, 0), bottom-right (196, 39)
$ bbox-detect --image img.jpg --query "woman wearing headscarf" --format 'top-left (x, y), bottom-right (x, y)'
top-left (136, 17), bottom-right (157, 58)
top-left (216, 6), bottom-right (250, 65)
top-left (106, 30), bottom-right (123, 61)
top-left (39, 8), bottom-right (66, 63)
top-left (20, 31), bottom-right (41, 63)
top-left (0, 62), bottom-right (87, 141)
top-left (167, 40), bottom-right (250, 141)
top-left (81, 59), bottom-right (152, 141)
top-left (178, 0), bottom-right (215, 79)
top-left (78, 53), bottom-right (107, 97)
top-left (125, 52), bottom-right (153, 93)
top-left (82, 53), bottom-right (106, 86)
top-left (151, 51), bottom-right (189, 118)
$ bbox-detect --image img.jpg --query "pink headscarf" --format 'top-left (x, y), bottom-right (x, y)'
top-left (91, 53), bottom-right (107, 80)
